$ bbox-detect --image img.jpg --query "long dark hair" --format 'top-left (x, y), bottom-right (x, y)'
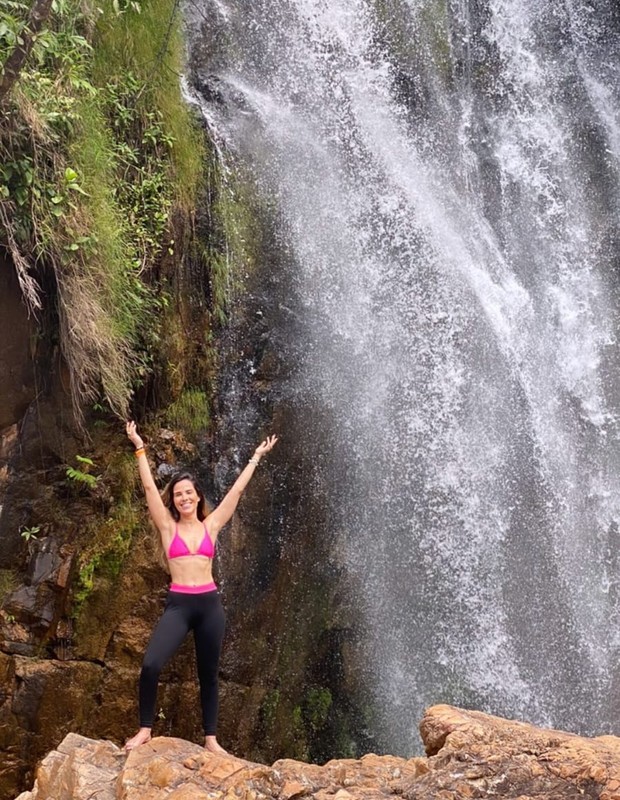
top-left (153, 472), bottom-right (212, 571)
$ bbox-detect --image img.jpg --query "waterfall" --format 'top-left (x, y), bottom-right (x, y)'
top-left (186, 0), bottom-right (620, 752)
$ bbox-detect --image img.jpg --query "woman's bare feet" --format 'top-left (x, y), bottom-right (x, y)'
top-left (124, 727), bottom-right (152, 751)
top-left (204, 735), bottom-right (229, 755)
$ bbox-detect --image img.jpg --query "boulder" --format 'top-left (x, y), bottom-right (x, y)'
top-left (0, 657), bottom-right (103, 799)
top-left (17, 734), bottom-right (426, 800)
top-left (15, 705), bottom-right (620, 800)
top-left (14, 733), bottom-right (123, 800)
top-left (408, 704), bottom-right (620, 799)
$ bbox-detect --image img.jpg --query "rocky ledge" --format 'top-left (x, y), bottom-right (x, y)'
top-left (14, 704), bottom-right (620, 800)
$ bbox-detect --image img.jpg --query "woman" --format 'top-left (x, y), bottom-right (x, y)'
top-left (124, 420), bottom-right (278, 753)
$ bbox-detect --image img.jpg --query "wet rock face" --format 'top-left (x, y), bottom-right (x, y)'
top-left (2, 537), bottom-right (75, 657)
top-left (0, 257), bottom-right (39, 572)
top-left (16, 706), bottom-right (620, 800)
top-left (0, 257), bottom-right (35, 433)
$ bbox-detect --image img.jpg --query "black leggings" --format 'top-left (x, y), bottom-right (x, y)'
top-left (139, 589), bottom-right (226, 735)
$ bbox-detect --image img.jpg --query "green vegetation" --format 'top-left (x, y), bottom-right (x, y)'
top-left (290, 704), bottom-right (308, 759)
top-left (0, 0), bottom-right (207, 424)
top-left (257, 682), bottom-right (336, 762)
top-left (419, 0), bottom-right (451, 79)
top-left (166, 387), bottom-right (210, 436)
top-left (92, 0), bottom-right (204, 211)
top-left (0, 0), bottom-right (256, 634)
top-left (0, 0), bottom-right (268, 437)
top-left (210, 164), bottom-right (263, 298)
top-left (72, 451), bottom-right (142, 613)
top-left (259, 688), bottom-right (281, 731)
top-left (19, 525), bottom-right (41, 542)
top-left (303, 686), bottom-right (332, 732)
top-left (66, 454), bottom-right (98, 488)
top-left (285, 687), bottom-right (333, 760)
top-left (0, 568), bottom-right (18, 606)
top-left (371, 0), bottom-right (452, 85)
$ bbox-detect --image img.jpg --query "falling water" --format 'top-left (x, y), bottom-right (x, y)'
top-left (185, 0), bottom-right (620, 752)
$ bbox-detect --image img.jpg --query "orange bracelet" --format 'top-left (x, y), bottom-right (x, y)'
top-left (134, 447), bottom-right (146, 458)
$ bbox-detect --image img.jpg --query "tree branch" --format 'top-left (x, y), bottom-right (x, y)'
top-left (0, 0), bottom-right (55, 102)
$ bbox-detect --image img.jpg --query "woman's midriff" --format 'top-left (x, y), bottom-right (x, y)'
top-left (167, 557), bottom-right (214, 588)
top-left (170, 582), bottom-right (217, 594)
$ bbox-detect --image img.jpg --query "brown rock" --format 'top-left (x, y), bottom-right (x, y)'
top-left (280, 779), bottom-right (311, 799)
top-left (0, 656), bottom-right (105, 798)
top-left (0, 261), bottom-right (36, 432)
top-left (26, 733), bottom-right (122, 800)
top-left (410, 704), bottom-right (620, 799)
top-left (119, 738), bottom-right (205, 800)
top-left (166, 788), bottom-right (214, 800)
top-left (271, 754), bottom-right (415, 795)
top-left (16, 707), bottom-right (620, 800)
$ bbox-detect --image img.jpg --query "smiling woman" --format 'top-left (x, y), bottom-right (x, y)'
top-left (124, 420), bottom-right (278, 753)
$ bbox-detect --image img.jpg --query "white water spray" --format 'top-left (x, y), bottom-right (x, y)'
top-left (187, 0), bottom-right (620, 751)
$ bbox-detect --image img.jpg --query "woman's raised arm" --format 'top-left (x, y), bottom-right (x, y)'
top-left (207, 435), bottom-right (278, 537)
top-left (126, 421), bottom-right (171, 534)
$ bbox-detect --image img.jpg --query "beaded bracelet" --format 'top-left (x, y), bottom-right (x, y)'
top-left (248, 457), bottom-right (260, 467)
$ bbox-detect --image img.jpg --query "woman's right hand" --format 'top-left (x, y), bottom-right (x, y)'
top-left (126, 420), bottom-right (144, 450)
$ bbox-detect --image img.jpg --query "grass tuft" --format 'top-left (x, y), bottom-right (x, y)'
top-left (0, 0), bottom-right (207, 425)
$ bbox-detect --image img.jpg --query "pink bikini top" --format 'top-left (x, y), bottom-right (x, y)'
top-left (167, 523), bottom-right (215, 560)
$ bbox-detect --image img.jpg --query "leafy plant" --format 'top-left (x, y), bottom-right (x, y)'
top-left (0, 0), bottom-right (208, 427)
top-left (20, 525), bottom-right (41, 542)
top-left (66, 455), bottom-right (98, 488)
top-left (304, 687), bottom-right (332, 732)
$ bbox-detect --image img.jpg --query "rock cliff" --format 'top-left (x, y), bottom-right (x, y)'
top-left (14, 705), bottom-right (620, 800)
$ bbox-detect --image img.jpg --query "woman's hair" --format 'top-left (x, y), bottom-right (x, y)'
top-left (153, 472), bottom-right (213, 572)
top-left (161, 471), bottom-right (211, 522)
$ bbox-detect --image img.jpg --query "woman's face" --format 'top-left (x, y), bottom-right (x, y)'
top-left (172, 479), bottom-right (200, 517)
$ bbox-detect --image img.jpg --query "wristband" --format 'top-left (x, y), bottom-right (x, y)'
top-left (134, 447), bottom-right (146, 458)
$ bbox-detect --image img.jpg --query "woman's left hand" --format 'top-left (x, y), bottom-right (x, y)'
top-left (254, 435), bottom-right (278, 458)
